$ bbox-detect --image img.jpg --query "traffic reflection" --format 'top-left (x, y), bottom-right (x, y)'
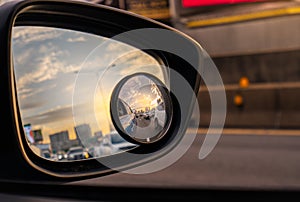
top-left (112, 74), bottom-right (171, 144)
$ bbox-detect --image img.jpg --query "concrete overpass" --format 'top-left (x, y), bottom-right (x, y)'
top-left (169, 0), bottom-right (300, 128)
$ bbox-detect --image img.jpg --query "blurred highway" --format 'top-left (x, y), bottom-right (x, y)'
top-left (72, 129), bottom-right (300, 189)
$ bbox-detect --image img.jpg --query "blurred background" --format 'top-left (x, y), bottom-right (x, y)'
top-left (78, 0), bottom-right (300, 130)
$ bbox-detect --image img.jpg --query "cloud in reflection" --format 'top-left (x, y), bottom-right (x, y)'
top-left (13, 26), bottom-right (62, 46)
top-left (67, 36), bottom-right (87, 42)
top-left (23, 105), bottom-right (73, 125)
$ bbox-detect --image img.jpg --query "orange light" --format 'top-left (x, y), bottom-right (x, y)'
top-left (239, 77), bottom-right (249, 89)
top-left (234, 94), bottom-right (243, 107)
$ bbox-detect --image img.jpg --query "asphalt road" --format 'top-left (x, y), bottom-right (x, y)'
top-left (72, 131), bottom-right (300, 189)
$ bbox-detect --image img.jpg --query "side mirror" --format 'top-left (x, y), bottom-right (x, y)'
top-left (0, 0), bottom-right (202, 181)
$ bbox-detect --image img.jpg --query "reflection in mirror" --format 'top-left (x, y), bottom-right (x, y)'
top-left (12, 26), bottom-right (168, 161)
top-left (111, 74), bottom-right (172, 144)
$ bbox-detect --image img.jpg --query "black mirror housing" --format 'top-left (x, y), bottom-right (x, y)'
top-left (0, 0), bottom-right (202, 182)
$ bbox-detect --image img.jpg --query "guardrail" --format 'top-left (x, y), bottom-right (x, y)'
top-left (195, 84), bottom-right (300, 129)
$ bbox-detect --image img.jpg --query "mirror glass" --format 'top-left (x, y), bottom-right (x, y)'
top-left (12, 26), bottom-right (169, 161)
top-left (111, 74), bottom-right (172, 144)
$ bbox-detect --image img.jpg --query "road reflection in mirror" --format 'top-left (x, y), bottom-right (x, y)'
top-left (110, 74), bottom-right (172, 144)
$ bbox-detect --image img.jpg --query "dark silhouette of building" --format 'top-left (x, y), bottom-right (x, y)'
top-left (74, 124), bottom-right (92, 145)
top-left (49, 130), bottom-right (70, 153)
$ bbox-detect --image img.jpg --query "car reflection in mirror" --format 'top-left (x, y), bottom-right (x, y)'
top-left (89, 131), bottom-right (136, 158)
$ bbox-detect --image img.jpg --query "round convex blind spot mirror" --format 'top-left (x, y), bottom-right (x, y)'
top-left (110, 73), bottom-right (173, 145)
